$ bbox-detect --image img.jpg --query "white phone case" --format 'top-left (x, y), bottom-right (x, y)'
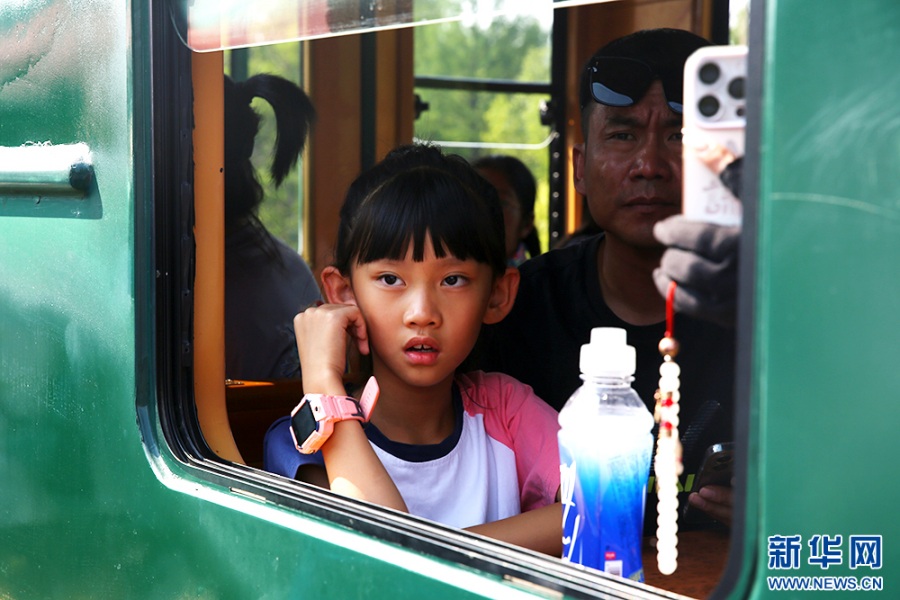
top-left (682, 45), bottom-right (747, 226)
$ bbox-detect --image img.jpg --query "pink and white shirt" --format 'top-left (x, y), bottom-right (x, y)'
top-left (264, 371), bottom-right (560, 528)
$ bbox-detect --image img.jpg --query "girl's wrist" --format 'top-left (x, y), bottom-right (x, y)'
top-left (323, 419), bottom-right (366, 446)
top-left (302, 373), bottom-right (347, 397)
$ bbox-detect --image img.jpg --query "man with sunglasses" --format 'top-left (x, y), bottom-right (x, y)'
top-left (481, 29), bottom-right (736, 528)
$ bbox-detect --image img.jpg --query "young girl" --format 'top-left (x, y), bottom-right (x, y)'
top-left (264, 144), bottom-right (561, 555)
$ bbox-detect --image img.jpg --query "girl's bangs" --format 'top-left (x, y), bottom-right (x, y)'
top-left (351, 168), bottom-right (505, 273)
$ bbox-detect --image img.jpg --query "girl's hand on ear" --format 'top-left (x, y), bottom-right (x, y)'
top-left (293, 303), bottom-right (369, 394)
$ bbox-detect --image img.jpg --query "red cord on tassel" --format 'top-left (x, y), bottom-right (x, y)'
top-left (665, 281), bottom-right (677, 339)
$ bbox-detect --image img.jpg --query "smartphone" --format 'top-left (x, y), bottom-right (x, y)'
top-left (682, 442), bottom-right (735, 524)
top-left (681, 45), bottom-right (747, 227)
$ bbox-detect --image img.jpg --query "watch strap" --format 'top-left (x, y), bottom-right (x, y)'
top-left (355, 376), bottom-right (379, 421)
top-left (307, 376), bottom-right (379, 423)
top-left (312, 394), bottom-right (365, 423)
top-left (289, 377), bottom-right (380, 454)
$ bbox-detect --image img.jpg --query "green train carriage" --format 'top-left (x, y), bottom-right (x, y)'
top-left (1, 0), bottom-right (897, 597)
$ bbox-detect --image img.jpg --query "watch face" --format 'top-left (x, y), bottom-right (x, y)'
top-left (291, 400), bottom-right (319, 445)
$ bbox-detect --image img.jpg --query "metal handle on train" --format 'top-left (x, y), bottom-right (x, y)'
top-left (0, 143), bottom-right (93, 196)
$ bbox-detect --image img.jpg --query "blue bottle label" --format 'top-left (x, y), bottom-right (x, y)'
top-left (560, 430), bottom-right (651, 581)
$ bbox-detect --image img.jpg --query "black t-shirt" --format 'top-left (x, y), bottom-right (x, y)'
top-left (479, 234), bottom-right (735, 528)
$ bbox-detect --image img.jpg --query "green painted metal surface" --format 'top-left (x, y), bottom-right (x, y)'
top-left (0, 1), bottom-right (537, 598)
top-left (745, 0), bottom-right (900, 596)
top-left (5, 0), bottom-right (900, 597)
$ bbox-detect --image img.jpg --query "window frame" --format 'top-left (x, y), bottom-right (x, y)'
top-left (147, 1), bottom-right (749, 598)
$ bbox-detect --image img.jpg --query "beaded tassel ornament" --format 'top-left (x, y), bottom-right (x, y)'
top-left (654, 281), bottom-right (683, 575)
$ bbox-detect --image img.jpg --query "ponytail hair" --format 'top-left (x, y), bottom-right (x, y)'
top-left (223, 74), bottom-right (316, 231)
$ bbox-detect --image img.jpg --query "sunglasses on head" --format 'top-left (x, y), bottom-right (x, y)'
top-left (585, 56), bottom-right (684, 114)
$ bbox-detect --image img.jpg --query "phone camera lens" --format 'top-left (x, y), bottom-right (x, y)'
top-left (699, 62), bottom-right (720, 84)
top-left (698, 95), bottom-right (720, 117)
top-left (729, 76), bottom-right (746, 99)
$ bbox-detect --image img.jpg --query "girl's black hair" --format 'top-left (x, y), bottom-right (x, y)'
top-left (473, 154), bottom-right (542, 258)
top-left (224, 74), bottom-right (316, 258)
top-left (333, 144), bottom-right (507, 277)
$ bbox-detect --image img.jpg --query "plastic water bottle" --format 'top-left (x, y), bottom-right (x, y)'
top-left (559, 327), bottom-right (654, 580)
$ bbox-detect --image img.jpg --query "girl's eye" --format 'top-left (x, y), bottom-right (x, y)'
top-left (378, 274), bottom-right (401, 286)
top-left (443, 275), bottom-right (468, 287)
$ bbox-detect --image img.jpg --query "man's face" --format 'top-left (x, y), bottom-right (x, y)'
top-left (573, 80), bottom-right (682, 249)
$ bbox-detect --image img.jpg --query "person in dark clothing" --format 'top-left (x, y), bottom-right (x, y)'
top-left (224, 74), bottom-right (321, 381)
top-left (479, 28), bottom-right (736, 527)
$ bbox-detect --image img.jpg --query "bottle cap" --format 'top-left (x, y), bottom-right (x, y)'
top-left (579, 327), bottom-right (636, 377)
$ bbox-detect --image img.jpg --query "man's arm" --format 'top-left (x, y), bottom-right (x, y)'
top-left (688, 485), bottom-right (733, 527)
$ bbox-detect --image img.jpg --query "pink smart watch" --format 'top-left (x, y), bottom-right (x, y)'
top-left (289, 376), bottom-right (379, 454)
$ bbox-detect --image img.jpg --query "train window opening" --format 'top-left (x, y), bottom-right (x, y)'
top-left (158, 1), bottom-right (751, 598)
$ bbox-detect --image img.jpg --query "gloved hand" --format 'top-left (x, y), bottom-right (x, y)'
top-left (653, 215), bottom-right (740, 327)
